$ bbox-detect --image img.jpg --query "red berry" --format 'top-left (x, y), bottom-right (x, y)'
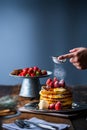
top-left (22, 68), bottom-right (28, 73)
top-left (48, 103), bottom-right (55, 109)
top-left (53, 77), bottom-right (59, 82)
top-left (27, 67), bottom-right (33, 74)
top-left (49, 81), bottom-right (54, 88)
top-left (33, 66), bottom-right (39, 71)
top-left (45, 85), bottom-right (51, 90)
top-left (30, 73), bottom-right (36, 77)
top-left (18, 72), bottom-right (25, 76)
top-left (59, 79), bottom-right (65, 87)
top-left (55, 102), bottom-right (62, 110)
top-left (41, 70), bottom-right (47, 75)
top-left (46, 78), bottom-right (52, 85)
top-left (54, 81), bottom-right (60, 88)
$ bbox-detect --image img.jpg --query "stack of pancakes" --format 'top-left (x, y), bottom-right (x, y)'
top-left (39, 85), bottom-right (72, 109)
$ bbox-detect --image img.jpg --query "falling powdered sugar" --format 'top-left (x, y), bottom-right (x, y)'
top-left (53, 64), bottom-right (66, 80)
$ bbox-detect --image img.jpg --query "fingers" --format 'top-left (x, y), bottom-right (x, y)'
top-left (72, 64), bottom-right (82, 70)
top-left (58, 53), bottom-right (74, 60)
top-left (69, 48), bottom-right (79, 53)
top-left (69, 57), bottom-right (78, 63)
top-left (69, 58), bottom-right (82, 70)
top-left (75, 66), bottom-right (82, 70)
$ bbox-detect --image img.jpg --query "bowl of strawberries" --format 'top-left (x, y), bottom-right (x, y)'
top-left (10, 66), bottom-right (52, 78)
top-left (10, 66), bottom-right (52, 98)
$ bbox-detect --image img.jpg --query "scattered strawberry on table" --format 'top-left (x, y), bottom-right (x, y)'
top-left (11, 66), bottom-right (47, 77)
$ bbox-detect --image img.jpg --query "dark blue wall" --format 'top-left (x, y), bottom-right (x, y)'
top-left (0, 0), bottom-right (87, 86)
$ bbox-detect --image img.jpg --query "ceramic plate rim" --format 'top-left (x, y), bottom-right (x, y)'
top-left (24, 102), bottom-right (87, 114)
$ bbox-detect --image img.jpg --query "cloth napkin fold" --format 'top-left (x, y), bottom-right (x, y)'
top-left (2, 117), bottom-right (70, 130)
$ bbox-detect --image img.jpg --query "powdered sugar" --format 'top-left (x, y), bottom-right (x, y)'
top-left (53, 64), bottom-right (66, 80)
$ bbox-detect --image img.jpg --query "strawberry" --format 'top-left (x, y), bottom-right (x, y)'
top-left (48, 103), bottom-right (55, 109)
top-left (55, 101), bottom-right (62, 110)
top-left (41, 70), bottom-right (47, 75)
top-left (49, 81), bottom-right (54, 88)
top-left (30, 73), bottom-right (36, 77)
top-left (59, 79), bottom-right (65, 88)
top-left (46, 78), bottom-right (52, 85)
top-left (22, 68), bottom-right (29, 73)
top-left (45, 85), bottom-right (51, 90)
top-left (54, 81), bottom-right (60, 88)
top-left (33, 66), bottom-right (39, 71)
top-left (53, 77), bottom-right (59, 82)
top-left (18, 72), bottom-right (25, 76)
top-left (27, 67), bottom-right (33, 74)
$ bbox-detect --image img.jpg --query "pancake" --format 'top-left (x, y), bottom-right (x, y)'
top-left (0, 109), bottom-right (17, 116)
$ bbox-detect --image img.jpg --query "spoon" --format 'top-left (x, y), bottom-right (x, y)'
top-left (52, 56), bottom-right (66, 64)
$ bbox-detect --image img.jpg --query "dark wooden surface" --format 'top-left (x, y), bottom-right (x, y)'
top-left (70, 85), bottom-right (87, 130)
top-left (0, 84), bottom-right (87, 130)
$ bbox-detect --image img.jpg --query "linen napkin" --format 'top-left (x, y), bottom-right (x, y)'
top-left (2, 117), bottom-right (70, 130)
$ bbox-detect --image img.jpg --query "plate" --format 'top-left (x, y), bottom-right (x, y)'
top-left (9, 71), bottom-right (52, 79)
top-left (24, 102), bottom-right (87, 114)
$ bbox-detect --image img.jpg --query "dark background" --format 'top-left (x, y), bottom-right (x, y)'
top-left (0, 0), bottom-right (87, 86)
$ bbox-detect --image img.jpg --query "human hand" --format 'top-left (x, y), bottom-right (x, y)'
top-left (58, 47), bottom-right (87, 70)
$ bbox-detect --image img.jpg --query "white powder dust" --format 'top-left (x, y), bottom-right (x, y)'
top-left (53, 64), bottom-right (66, 80)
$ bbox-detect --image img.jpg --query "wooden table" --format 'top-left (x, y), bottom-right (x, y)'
top-left (0, 84), bottom-right (87, 130)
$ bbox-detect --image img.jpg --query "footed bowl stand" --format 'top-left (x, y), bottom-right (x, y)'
top-left (19, 78), bottom-right (41, 99)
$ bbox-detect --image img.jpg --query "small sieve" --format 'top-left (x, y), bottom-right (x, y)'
top-left (52, 56), bottom-right (66, 64)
